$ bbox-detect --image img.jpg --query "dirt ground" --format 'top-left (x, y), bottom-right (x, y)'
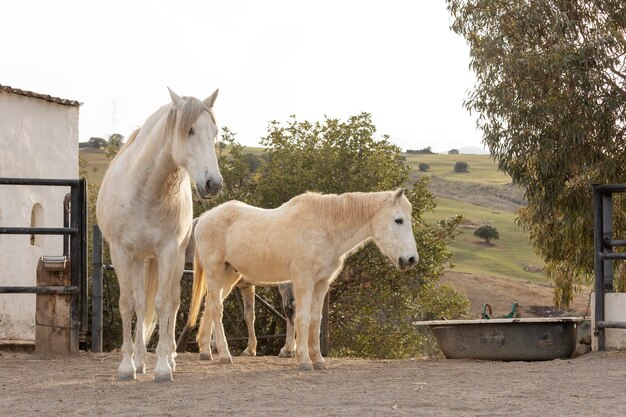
top-left (2, 350), bottom-right (626, 416)
top-left (0, 273), bottom-right (607, 416)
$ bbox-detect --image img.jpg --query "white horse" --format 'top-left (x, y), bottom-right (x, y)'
top-left (187, 189), bottom-right (418, 370)
top-left (96, 88), bottom-right (223, 382)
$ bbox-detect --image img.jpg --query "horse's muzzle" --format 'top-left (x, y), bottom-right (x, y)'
top-left (398, 255), bottom-right (417, 270)
top-left (197, 179), bottom-right (223, 198)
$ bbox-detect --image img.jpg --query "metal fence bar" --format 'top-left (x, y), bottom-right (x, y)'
top-left (597, 321), bottom-right (626, 329)
top-left (0, 177), bottom-right (80, 186)
top-left (600, 253), bottom-right (626, 260)
top-left (0, 227), bottom-right (78, 235)
top-left (0, 286), bottom-right (78, 294)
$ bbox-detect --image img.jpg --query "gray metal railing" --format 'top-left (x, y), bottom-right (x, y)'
top-left (593, 183), bottom-right (626, 350)
top-left (0, 177), bottom-right (88, 350)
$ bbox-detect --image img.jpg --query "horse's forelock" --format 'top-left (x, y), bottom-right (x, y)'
top-left (164, 97), bottom-right (215, 143)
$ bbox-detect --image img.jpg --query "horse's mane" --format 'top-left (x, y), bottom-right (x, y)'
top-left (111, 128), bottom-right (140, 160)
top-left (292, 191), bottom-right (392, 224)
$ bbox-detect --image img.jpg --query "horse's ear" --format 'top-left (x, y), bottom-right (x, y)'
top-left (168, 87), bottom-right (185, 109)
top-left (203, 89), bottom-right (219, 108)
top-left (394, 188), bottom-right (405, 201)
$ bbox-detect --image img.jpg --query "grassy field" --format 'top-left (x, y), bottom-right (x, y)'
top-left (80, 147), bottom-right (546, 283)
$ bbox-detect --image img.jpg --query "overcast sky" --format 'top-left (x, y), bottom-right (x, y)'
top-left (2, 0), bottom-right (485, 153)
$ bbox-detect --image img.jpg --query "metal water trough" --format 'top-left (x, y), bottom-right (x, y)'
top-left (414, 317), bottom-right (585, 361)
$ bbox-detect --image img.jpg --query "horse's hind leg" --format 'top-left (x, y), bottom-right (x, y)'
top-left (278, 283), bottom-right (295, 358)
top-left (308, 280), bottom-right (331, 370)
top-left (239, 283), bottom-right (257, 356)
top-left (110, 248), bottom-right (136, 381)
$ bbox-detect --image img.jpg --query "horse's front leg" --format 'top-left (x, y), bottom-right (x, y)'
top-left (110, 248), bottom-right (136, 381)
top-left (197, 293), bottom-right (214, 361)
top-left (308, 280), bottom-right (331, 370)
top-left (132, 259), bottom-right (150, 375)
top-left (166, 253), bottom-right (185, 372)
top-left (293, 282), bottom-right (314, 370)
top-left (153, 246), bottom-right (181, 382)
top-left (239, 283), bottom-right (257, 356)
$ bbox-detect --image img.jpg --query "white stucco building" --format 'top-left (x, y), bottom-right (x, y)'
top-left (0, 85), bottom-right (80, 341)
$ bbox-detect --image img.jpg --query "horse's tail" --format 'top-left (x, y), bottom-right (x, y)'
top-left (143, 258), bottom-right (158, 342)
top-left (187, 246), bottom-right (206, 328)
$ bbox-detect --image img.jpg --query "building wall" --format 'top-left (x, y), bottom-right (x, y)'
top-left (0, 91), bottom-right (79, 340)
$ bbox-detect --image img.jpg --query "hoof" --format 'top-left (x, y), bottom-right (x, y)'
top-left (298, 362), bottom-right (314, 371)
top-left (219, 356), bottom-right (233, 365)
top-left (313, 361), bottom-right (327, 370)
top-left (199, 352), bottom-right (213, 361)
top-left (118, 369), bottom-right (136, 381)
top-left (241, 348), bottom-right (256, 357)
top-left (135, 364), bottom-right (146, 375)
top-left (154, 372), bottom-right (173, 383)
top-left (278, 349), bottom-right (294, 358)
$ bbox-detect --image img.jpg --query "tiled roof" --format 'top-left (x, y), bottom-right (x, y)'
top-left (0, 84), bottom-right (81, 107)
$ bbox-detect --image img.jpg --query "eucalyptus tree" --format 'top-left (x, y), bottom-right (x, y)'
top-left (447, 0), bottom-right (626, 306)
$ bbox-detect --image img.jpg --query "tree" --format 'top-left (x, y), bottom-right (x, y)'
top-left (105, 133), bottom-right (124, 159)
top-left (454, 161), bottom-right (469, 173)
top-left (448, 149), bottom-right (459, 155)
top-left (447, 1), bottom-right (626, 307)
top-left (406, 147), bottom-right (435, 154)
top-left (474, 225), bottom-right (499, 244)
top-left (87, 137), bottom-right (107, 149)
top-left (418, 163), bottom-right (430, 172)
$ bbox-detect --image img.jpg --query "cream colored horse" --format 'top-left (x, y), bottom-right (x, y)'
top-left (96, 88), bottom-right (222, 382)
top-left (187, 189), bottom-right (418, 370)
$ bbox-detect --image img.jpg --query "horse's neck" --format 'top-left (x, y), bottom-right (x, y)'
top-left (127, 122), bottom-right (187, 204)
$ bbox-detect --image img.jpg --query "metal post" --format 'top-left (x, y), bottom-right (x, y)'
top-left (593, 186), bottom-right (605, 350)
top-left (92, 225), bottom-right (103, 353)
top-left (80, 179), bottom-right (88, 340)
top-left (320, 291), bottom-right (330, 357)
top-left (602, 193), bottom-right (614, 292)
top-left (69, 183), bottom-right (81, 353)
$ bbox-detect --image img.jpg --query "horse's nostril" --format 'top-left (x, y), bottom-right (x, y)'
top-left (408, 256), bottom-right (416, 265)
top-left (205, 180), bottom-right (213, 192)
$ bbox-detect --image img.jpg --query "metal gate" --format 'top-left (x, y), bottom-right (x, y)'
top-left (593, 183), bottom-right (626, 349)
top-left (0, 177), bottom-right (88, 351)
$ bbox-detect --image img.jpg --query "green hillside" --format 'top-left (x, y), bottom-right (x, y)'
top-left (80, 148), bottom-right (546, 283)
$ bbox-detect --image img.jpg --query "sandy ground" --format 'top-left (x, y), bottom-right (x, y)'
top-left (2, 350), bottom-right (626, 416)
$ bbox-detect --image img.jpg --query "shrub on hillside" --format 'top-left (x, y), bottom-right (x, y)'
top-left (454, 161), bottom-right (470, 173)
top-left (418, 163), bottom-right (430, 172)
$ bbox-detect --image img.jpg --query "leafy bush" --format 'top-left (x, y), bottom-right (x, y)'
top-left (474, 225), bottom-right (499, 244)
top-left (454, 161), bottom-right (469, 173)
top-left (418, 163), bottom-right (430, 172)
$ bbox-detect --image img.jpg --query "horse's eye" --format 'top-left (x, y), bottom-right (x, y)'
top-left (189, 127), bottom-right (195, 136)
top-left (395, 218), bottom-right (403, 225)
